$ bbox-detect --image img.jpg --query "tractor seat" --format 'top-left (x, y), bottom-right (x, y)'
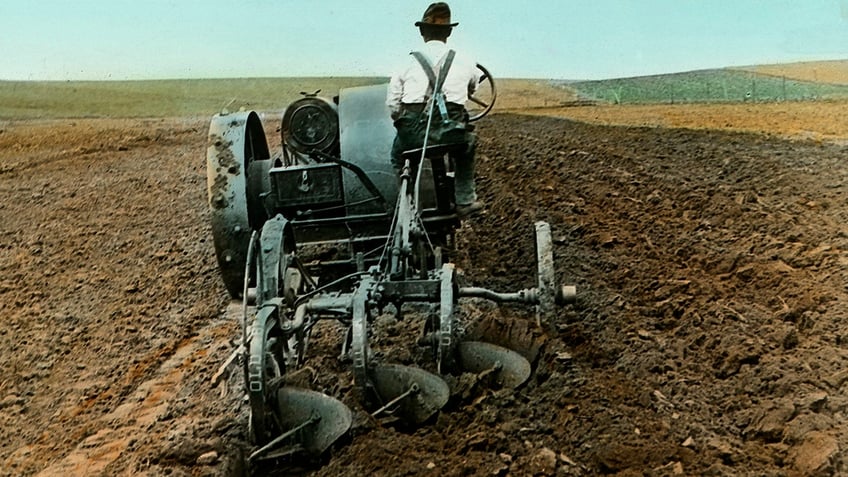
top-left (401, 142), bottom-right (466, 161)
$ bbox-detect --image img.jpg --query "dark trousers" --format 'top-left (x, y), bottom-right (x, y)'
top-left (391, 103), bottom-right (478, 205)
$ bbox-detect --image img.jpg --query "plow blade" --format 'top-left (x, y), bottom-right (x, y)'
top-left (272, 387), bottom-right (353, 456)
top-left (370, 364), bottom-right (450, 424)
top-left (458, 341), bottom-right (532, 389)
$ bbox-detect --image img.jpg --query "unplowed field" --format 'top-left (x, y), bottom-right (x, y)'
top-left (1, 102), bottom-right (847, 476)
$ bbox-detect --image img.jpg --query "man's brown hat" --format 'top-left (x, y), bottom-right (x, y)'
top-left (415, 2), bottom-right (458, 27)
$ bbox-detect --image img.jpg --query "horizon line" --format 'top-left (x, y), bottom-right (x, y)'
top-left (1, 57), bottom-right (846, 84)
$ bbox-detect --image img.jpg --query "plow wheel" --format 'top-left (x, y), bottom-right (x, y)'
top-left (246, 304), bottom-right (286, 444)
top-left (351, 278), bottom-right (375, 406)
top-left (438, 263), bottom-right (458, 373)
top-left (246, 215), bottom-right (300, 445)
top-left (534, 221), bottom-right (577, 326)
top-left (534, 221), bottom-right (556, 325)
top-left (247, 214), bottom-right (352, 457)
top-left (257, 214), bottom-right (311, 369)
top-left (207, 111), bottom-right (271, 298)
top-left (420, 263), bottom-right (458, 373)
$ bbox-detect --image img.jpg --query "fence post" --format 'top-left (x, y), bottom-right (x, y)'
top-left (611, 87), bottom-right (621, 104)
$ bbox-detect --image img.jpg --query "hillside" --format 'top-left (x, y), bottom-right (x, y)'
top-left (566, 66), bottom-right (848, 104)
top-left (734, 59), bottom-right (848, 85)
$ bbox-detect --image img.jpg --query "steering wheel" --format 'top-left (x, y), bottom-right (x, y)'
top-left (468, 64), bottom-right (497, 122)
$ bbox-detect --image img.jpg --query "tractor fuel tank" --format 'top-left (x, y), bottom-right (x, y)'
top-left (337, 84), bottom-right (399, 215)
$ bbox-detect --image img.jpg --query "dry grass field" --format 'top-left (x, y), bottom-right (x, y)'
top-left (527, 99), bottom-right (848, 144)
top-left (494, 79), bottom-right (581, 109)
top-left (734, 59), bottom-right (848, 85)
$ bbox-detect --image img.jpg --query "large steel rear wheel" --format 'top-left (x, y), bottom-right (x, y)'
top-left (207, 111), bottom-right (271, 298)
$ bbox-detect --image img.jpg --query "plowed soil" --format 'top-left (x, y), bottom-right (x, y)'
top-left (528, 100), bottom-right (848, 145)
top-left (1, 106), bottom-right (847, 476)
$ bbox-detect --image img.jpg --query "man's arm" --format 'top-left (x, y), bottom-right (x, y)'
top-left (387, 72), bottom-right (404, 120)
top-left (466, 57), bottom-right (481, 98)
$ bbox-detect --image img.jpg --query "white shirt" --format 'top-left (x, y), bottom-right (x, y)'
top-left (387, 40), bottom-right (481, 117)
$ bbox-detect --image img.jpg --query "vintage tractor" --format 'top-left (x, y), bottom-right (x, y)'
top-left (206, 66), bottom-right (576, 465)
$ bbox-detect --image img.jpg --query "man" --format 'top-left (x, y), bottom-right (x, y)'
top-left (387, 2), bottom-right (483, 217)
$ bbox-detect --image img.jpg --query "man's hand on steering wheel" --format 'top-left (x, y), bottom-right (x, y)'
top-left (467, 64), bottom-right (496, 122)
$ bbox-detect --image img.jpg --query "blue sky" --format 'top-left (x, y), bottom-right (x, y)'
top-left (1, 0), bottom-right (847, 81)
